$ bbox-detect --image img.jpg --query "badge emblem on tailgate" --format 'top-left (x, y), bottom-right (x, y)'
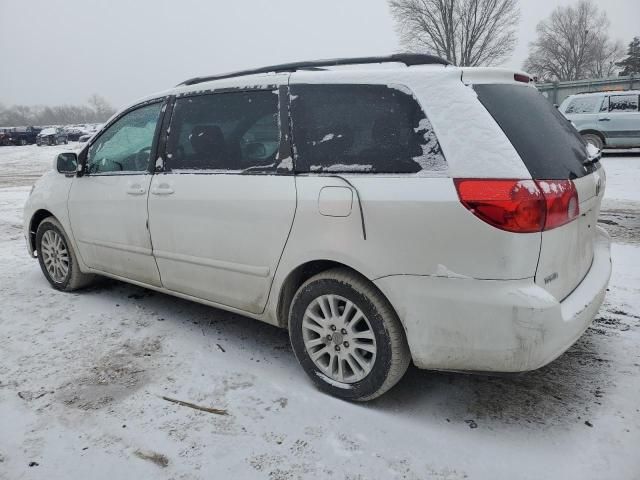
top-left (544, 272), bottom-right (559, 284)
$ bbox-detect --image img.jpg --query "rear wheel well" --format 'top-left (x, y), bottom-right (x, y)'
top-left (579, 129), bottom-right (606, 144)
top-left (276, 261), bottom-right (396, 330)
top-left (29, 209), bottom-right (55, 254)
top-left (277, 261), bottom-right (343, 328)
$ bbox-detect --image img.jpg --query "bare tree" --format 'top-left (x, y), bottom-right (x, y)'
top-left (0, 95), bottom-right (116, 127)
top-left (588, 38), bottom-right (625, 78)
top-left (523, 1), bottom-right (623, 81)
top-left (388, 0), bottom-right (520, 66)
top-left (87, 94), bottom-right (116, 120)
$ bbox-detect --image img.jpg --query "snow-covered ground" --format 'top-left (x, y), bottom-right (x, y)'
top-left (0, 145), bottom-right (639, 479)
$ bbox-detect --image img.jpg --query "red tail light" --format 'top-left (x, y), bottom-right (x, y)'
top-left (536, 180), bottom-right (580, 229)
top-left (454, 179), bottom-right (579, 233)
top-left (514, 73), bottom-right (532, 83)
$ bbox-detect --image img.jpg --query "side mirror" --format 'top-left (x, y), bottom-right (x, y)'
top-left (56, 152), bottom-right (78, 175)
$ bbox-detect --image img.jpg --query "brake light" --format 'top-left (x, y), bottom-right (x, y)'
top-left (454, 179), bottom-right (579, 233)
top-left (536, 180), bottom-right (579, 229)
top-left (514, 73), bottom-right (531, 83)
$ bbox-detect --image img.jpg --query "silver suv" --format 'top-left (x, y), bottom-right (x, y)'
top-left (559, 90), bottom-right (640, 150)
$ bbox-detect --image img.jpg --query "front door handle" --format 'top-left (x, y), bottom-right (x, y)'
top-left (151, 183), bottom-right (174, 195)
top-left (598, 117), bottom-right (611, 122)
top-left (126, 184), bottom-right (146, 195)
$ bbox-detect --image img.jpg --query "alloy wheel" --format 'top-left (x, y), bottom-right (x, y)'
top-left (302, 294), bottom-right (377, 383)
top-left (40, 230), bottom-right (70, 283)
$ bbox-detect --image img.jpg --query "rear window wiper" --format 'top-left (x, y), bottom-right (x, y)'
top-left (583, 144), bottom-right (602, 166)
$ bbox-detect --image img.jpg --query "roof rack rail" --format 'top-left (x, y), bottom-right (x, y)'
top-left (178, 53), bottom-right (450, 86)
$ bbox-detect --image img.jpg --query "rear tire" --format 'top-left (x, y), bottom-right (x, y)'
top-left (289, 268), bottom-right (410, 401)
top-left (582, 133), bottom-right (604, 151)
top-left (36, 217), bottom-right (95, 291)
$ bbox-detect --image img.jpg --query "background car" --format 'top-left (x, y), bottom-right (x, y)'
top-left (0, 128), bottom-right (11, 146)
top-left (36, 127), bottom-right (69, 146)
top-left (0, 126), bottom-right (41, 145)
top-left (63, 127), bottom-right (86, 142)
top-left (78, 133), bottom-right (93, 143)
top-left (559, 90), bottom-right (640, 150)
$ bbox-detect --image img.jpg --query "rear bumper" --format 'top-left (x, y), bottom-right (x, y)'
top-left (375, 227), bottom-right (612, 372)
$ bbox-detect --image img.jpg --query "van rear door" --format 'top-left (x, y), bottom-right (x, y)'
top-left (474, 83), bottom-right (604, 301)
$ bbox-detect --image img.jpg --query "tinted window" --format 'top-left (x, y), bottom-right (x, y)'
top-left (565, 96), bottom-right (599, 114)
top-left (87, 102), bottom-right (162, 174)
top-left (609, 94), bottom-right (639, 112)
top-left (290, 84), bottom-right (445, 174)
top-left (166, 91), bottom-right (279, 172)
top-left (475, 84), bottom-right (591, 179)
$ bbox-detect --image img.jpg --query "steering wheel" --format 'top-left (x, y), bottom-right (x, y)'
top-left (89, 157), bottom-right (123, 173)
top-left (134, 146), bottom-right (152, 170)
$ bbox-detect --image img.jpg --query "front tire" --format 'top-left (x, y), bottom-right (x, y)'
top-left (289, 268), bottom-right (410, 401)
top-left (582, 133), bottom-right (604, 151)
top-left (36, 217), bottom-right (95, 291)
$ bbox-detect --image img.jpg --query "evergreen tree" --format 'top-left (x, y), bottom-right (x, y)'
top-left (616, 37), bottom-right (640, 76)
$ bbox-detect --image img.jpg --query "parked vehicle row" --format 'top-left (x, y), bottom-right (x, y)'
top-left (0, 126), bottom-right (41, 145)
top-left (0, 123), bottom-right (102, 146)
top-left (24, 55), bottom-right (611, 400)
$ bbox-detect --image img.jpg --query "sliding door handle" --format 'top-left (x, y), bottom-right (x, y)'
top-left (151, 183), bottom-right (174, 195)
top-left (126, 184), bottom-right (147, 195)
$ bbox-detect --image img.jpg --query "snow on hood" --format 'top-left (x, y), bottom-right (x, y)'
top-left (39, 128), bottom-right (57, 136)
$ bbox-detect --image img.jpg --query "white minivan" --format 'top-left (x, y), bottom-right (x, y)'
top-left (24, 55), bottom-right (611, 400)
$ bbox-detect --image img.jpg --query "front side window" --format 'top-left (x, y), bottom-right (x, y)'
top-left (87, 102), bottom-right (162, 174)
top-left (165, 90), bottom-right (280, 172)
top-left (565, 96), bottom-right (599, 114)
top-left (609, 94), bottom-right (639, 112)
top-left (290, 84), bottom-right (446, 174)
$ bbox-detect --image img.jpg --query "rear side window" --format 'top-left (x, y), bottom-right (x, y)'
top-left (564, 96), bottom-right (599, 114)
top-left (165, 90), bottom-right (279, 172)
top-left (609, 94), bottom-right (639, 112)
top-left (290, 84), bottom-right (446, 174)
top-left (475, 84), bottom-right (591, 179)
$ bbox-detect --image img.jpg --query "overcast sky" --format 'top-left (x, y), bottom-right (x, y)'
top-left (0, 0), bottom-right (638, 109)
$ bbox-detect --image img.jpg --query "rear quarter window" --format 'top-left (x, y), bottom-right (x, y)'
top-left (609, 94), bottom-right (639, 112)
top-left (474, 84), bottom-right (591, 179)
top-left (289, 84), bottom-right (446, 174)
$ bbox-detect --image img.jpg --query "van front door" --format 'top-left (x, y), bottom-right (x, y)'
top-left (68, 101), bottom-right (165, 286)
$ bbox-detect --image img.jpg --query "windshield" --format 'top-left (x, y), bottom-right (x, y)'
top-left (474, 84), bottom-right (593, 179)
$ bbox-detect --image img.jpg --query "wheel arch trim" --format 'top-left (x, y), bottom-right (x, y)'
top-left (579, 129), bottom-right (606, 144)
top-left (273, 259), bottom-right (401, 330)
